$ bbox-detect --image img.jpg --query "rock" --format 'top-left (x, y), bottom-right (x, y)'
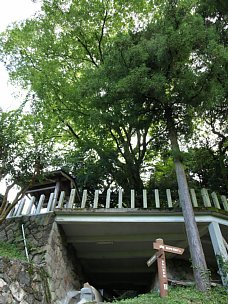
top-left (0, 278), bottom-right (7, 289)
top-left (9, 281), bottom-right (25, 301)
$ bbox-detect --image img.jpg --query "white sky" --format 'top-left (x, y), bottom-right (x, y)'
top-left (0, 0), bottom-right (41, 111)
top-left (0, 0), bottom-right (41, 196)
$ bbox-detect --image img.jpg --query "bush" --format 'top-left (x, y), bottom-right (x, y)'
top-left (109, 287), bottom-right (228, 304)
top-left (0, 241), bottom-right (25, 261)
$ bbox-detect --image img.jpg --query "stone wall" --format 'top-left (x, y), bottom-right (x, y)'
top-left (0, 214), bottom-right (84, 303)
top-left (45, 222), bottom-right (84, 303)
top-left (0, 214), bottom-right (55, 264)
top-left (0, 257), bottom-right (50, 304)
top-left (150, 259), bottom-right (194, 290)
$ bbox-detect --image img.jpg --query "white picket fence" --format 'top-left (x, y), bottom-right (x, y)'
top-left (7, 188), bottom-right (228, 218)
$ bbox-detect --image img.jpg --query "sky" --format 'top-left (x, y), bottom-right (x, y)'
top-left (0, 0), bottom-right (41, 111)
top-left (0, 0), bottom-right (41, 195)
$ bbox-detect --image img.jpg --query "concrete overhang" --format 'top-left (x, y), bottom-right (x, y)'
top-left (55, 209), bottom-right (228, 290)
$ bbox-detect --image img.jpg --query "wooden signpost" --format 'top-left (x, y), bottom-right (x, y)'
top-left (147, 238), bottom-right (184, 298)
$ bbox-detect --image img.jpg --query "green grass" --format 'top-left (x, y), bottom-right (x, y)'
top-left (0, 241), bottom-right (26, 261)
top-left (109, 287), bottom-right (228, 304)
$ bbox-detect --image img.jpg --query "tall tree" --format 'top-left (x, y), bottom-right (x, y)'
top-left (79, 1), bottom-right (227, 289)
top-left (0, 0), bottom-right (160, 192)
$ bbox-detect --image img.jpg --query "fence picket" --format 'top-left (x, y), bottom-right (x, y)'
top-left (190, 189), bottom-right (198, 207)
top-left (155, 189), bottom-right (160, 208)
top-left (143, 189), bottom-right (147, 209)
top-left (47, 193), bottom-right (54, 212)
top-left (131, 190), bottom-right (135, 208)
top-left (36, 194), bottom-right (45, 214)
top-left (211, 192), bottom-right (221, 209)
top-left (68, 189), bottom-right (76, 209)
top-left (93, 190), bottom-right (99, 208)
top-left (118, 189), bottom-right (123, 208)
top-left (201, 188), bottom-right (211, 207)
top-left (106, 189), bottom-right (111, 209)
top-left (57, 191), bottom-right (65, 208)
top-left (26, 196), bottom-right (36, 215)
top-left (166, 189), bottom-right (173, 208)
top-left (7, 207), bottom-right (15, 218)
top-left (16, 198), bottom-right (26, 216)
top-left (13, 203), bottom-right (20, 217)
top-left (81, 190), bottom-right (88, 208)
top-left (221, 195), bottom-right (228, 211)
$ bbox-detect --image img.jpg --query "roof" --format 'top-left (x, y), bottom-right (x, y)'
top-left (27, 169), bottom-right (77, 189)
top-left (25, 169), bottom-right (80, 202)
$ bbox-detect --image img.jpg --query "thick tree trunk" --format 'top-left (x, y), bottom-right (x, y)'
top-left (165, 106), bottom-right (210, 291)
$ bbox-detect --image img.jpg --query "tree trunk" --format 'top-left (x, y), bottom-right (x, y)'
top-left (218, 153), bottom-right (228, 193)
top-left (165, 106), bottom-right (210, 291)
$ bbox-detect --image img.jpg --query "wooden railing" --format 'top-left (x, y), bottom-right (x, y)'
top-left (7, 188), bottom-right (228, 218)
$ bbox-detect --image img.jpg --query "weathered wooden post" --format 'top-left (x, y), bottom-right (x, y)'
top-left (147, 238), bottom-right (184, 297)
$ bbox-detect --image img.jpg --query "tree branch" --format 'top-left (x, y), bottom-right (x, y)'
top-left (96, 9), bottom-right (108, 63)
top-left (76, 35), bottom-right (98, 67)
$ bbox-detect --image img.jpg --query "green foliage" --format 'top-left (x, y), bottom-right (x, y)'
top-left (0, 106), bottom-right (64, 186)
top-left (0, 0), bottom-right (227, 193)
top-left (185, 147), bottom-right (227, 194)
top-left (109, 287), bottom-right (228, 304)
top-left (0, 241), bottom-right (25, 261)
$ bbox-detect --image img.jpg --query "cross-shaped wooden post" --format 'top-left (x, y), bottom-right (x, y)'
top-left (147, 238), bottom-right (184, 298)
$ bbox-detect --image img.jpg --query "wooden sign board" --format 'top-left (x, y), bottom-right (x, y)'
top-left (147, 238), bottom-right (184, 298)
top-left (153, 242), bottom-right (184, 255)
top-left (147, 252), bottom-right (158, 267)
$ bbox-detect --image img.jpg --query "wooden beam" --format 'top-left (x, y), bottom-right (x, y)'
top-left (67, 233), bottom-right (188, 243)
top-left (56, 214), bottom-right (228, 225)
top-left (76, 249), bottom-right (154, 259)
top-left (25, 186), bottom-right (55, 193)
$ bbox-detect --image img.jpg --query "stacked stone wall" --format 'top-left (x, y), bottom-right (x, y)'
top-left (0, 214), bottom-right (84, 303)
top-left (0, 214), bottom-right (55, 264)
top-left (0, 257), bottom-right (50, 304)
top-left (45, 222), bottom-right (84, 303)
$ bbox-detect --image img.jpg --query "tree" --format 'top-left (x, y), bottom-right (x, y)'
top-left (0, 107), bottom-right (62, 223)
top-left (0, 0), bottom-right (227, 290)
top-left (0, 0), bottom-right (160, 192)
top-left (202, 105), bottom-right (227, 193)
top-left (79, 0), bottom-right (227, 289)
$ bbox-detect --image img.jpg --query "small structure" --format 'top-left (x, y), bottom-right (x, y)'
top-left (25, 169), bottom-right (80, 207)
